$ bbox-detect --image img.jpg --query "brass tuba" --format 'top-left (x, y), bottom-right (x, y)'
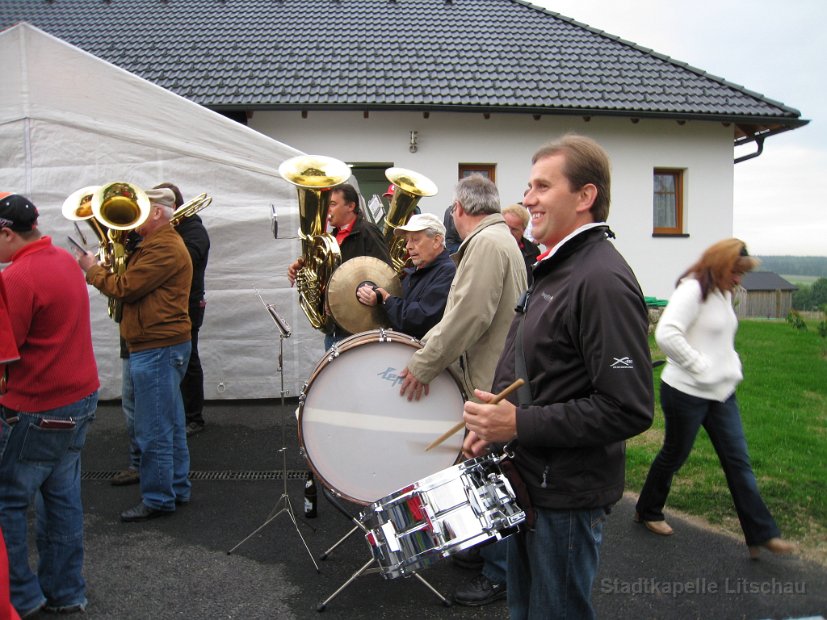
top-left (63, 182), bottom-right (150, 322)
top-left (279, 155), bottom-right (351, 332)
top-left (382, 168), bottom-right (438, 274)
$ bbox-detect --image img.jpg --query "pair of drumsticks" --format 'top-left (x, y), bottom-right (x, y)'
top-left (424, 378), bottom-right (524, 451)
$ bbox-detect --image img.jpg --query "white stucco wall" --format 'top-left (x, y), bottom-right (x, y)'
top-left (250, 110), bottom-right (735, 299)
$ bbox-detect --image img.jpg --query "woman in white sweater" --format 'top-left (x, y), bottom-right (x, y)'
top-left (634, 238), bottom-right (794, 559)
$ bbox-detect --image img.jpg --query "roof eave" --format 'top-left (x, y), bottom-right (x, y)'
top-left (209, 102), bottom-right (808, 145)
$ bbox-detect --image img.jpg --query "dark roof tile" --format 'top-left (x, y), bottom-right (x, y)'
top-left (0, 0), bottom-right (803, 127)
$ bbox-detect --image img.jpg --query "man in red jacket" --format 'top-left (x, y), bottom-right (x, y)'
top-left (0, 194), bottom-right (99, 617)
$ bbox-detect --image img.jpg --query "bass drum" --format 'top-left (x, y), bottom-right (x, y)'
top-left (298, 329), bottom-right (466, 505)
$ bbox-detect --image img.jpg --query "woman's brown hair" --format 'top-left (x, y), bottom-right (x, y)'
top-left (677, 238), bottom-right (760, 300)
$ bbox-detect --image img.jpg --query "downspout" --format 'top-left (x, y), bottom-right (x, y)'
top-left (734, 136), bottom-right (764, 164)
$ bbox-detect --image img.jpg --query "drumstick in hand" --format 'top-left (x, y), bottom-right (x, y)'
top-left (424, 378), bottom-right (525, 452)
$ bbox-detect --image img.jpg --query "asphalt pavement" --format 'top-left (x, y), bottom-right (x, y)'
top-left (23, 398), bottom-right (827, 620)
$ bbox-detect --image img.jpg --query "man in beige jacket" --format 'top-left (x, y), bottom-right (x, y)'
top-left (398, 173), bottom-right (527, 606)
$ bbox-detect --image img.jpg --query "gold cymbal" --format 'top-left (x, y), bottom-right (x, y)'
top-left (326, 257), bottom-right (402, 334)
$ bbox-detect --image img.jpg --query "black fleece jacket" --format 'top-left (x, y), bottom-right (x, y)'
top-left (493, 225), bottom-right (654, 510)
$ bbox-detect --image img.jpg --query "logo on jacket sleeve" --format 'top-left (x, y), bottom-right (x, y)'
top-left (610, 357), bottom-right (635, 369)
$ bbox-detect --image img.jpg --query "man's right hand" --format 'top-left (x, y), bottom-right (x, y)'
top-left (287, 257), bottom-right (304, 286)
top-left (398, 367), bottom-right (430, 401)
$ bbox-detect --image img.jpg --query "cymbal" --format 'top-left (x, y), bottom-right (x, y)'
top-left (326, 257), bottom-right (402, 334)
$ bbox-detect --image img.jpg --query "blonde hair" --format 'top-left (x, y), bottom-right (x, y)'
top-left (501, 203), bottom-right (529, 229)
top-left (678, 238), bottom-right (760, 299)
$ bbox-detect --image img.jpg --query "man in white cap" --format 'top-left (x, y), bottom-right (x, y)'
top-left (78, 188), bottom-right (193, 522)
top-left (356, 212), bottom-right (455, 339)
top-left (397, 175), bottom-right (528, 607)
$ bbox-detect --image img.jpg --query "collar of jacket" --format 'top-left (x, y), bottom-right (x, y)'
top-left (453, 213), bottom-right (506, 265)
top-left (534, 224), bottom-right (614, 275)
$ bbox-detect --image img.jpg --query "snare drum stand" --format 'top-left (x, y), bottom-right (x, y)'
top-left (227, 300), bottom-right (319, 572)
top-left (316, 489), bottom-right (450, 611)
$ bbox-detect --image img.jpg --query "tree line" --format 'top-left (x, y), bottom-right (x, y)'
top-left (756, 256), bottom-right (827, 277)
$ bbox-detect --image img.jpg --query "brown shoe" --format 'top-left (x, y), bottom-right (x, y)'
top-left (634, 511), bottom-right (674, 536)
top-left (748, 537), bottom-right (795, 560)
top-left (111, 469), bottom-right (140, 486)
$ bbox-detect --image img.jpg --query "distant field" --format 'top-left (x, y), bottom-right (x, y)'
top-left (782, 274), bottom-right (820, 285)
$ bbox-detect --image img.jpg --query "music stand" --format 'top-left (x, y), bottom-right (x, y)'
top-left (227, 292), bottom-right (319, 572)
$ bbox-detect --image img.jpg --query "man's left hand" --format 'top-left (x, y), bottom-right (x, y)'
top-left (463, 388), bottom-right (517, 442)
top-left (77, 252), bottom-right (98, 273)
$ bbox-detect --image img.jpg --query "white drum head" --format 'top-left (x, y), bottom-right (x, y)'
top-left (299, 333), bottom-right (465, 504)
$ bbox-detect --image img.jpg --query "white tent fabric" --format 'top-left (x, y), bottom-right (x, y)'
top-left (0, 23), bottom-right (326, 400)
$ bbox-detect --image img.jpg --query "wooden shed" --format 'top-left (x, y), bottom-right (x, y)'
top-left (733, 272), bottom-right (797, 319)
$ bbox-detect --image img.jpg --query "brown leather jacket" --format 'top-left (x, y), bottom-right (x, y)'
top-left (87, 226), bottom-right (192, 352)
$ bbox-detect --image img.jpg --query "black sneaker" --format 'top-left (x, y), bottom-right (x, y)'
top-left (185, 422), bottom-right (204, 437)
top-left (452, 573), bottom-right (507, 606)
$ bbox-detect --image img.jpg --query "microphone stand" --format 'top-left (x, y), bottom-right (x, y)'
top-left (227, 293), bottom-right (319, 572)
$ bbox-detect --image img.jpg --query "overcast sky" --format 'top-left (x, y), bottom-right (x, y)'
top-left (526, 0), bottom-right (825, 256)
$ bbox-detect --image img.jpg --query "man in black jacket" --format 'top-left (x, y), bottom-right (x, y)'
top-left (461, 134), bottom-right (654, 620)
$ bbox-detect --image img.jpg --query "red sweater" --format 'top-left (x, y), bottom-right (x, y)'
top-left (1, 236), bottom-right (99, 412)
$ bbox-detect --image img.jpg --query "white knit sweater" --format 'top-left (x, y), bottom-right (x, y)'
top-left (655, 278), bottom-right (743, 402)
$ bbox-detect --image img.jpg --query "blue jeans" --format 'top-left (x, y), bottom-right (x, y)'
top-left (0, 391), bottom-right (98, 616)
top-left (507, 507), bottom-right (606, 620)
top-left (130, 342), bottom-right (191, 511)
top-left (122, 358), bottom-right (140, 471)
top-left (636, 382), bottom-right (780, 546)
top-left (480, 538), bottom-right (507, 585)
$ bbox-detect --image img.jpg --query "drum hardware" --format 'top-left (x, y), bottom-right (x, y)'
top-left (424, 378), bottom-right (525, 451)
top-left (359, 453), bottom-right (526, 580)
top-left (227, 292), bottom-right (319, 572)
top-left (315, 484), bottom-right (450, 611)
top-left (299, 329), bottom-right (464, 610)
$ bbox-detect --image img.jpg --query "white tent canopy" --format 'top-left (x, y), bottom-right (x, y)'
top-left (0, 22), bottom-right (325, 400)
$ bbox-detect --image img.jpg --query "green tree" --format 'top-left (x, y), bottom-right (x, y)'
top-left (811, 278), bottom-right (827, 308)
top-left (793, 284), bottom-right (813, 310)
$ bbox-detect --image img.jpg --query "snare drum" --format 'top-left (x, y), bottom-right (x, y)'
top-left (359, 454), bottom-right (525, 579)
top-left (298, 329), bottom-right (466, 505)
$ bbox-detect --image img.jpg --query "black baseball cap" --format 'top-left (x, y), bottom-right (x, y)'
top-left (0, 194), bottom-right (39, 232)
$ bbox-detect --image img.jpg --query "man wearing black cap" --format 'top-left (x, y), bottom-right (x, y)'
top-left (0, 194), bottom-right (99, 617)
top-left (78, 188), bottom-right (193, 523)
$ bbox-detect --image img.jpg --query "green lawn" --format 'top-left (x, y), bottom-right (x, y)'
top-left (627, 319), bottom-right (827, 563)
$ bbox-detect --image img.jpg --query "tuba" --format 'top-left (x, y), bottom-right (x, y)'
top-left (382, 168), bottom-right (438, 274)
top-left (63, 182), bottom-right (150, 322)
top-left (279, 155), bottom-right (351, 332)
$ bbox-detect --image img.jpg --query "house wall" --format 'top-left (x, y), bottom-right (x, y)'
top-left (250, 111), bottom-right (736, 299)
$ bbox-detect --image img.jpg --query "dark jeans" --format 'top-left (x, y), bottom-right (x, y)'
top-left (636, 381), bottom-right (780, 546)
top-left (181, 302), bottom-right (205, 426)
top-left (507, 507), bottom-right (606, 620)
